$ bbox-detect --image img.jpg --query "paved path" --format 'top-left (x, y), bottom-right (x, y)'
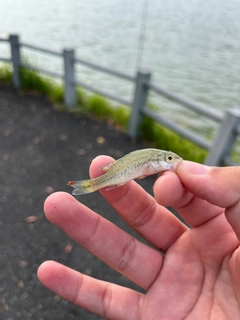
top-left (0, 84), bottom-right (158, 319)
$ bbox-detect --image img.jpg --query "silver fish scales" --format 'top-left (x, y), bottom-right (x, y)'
top-left (68, 148), bottom-right (182, 195)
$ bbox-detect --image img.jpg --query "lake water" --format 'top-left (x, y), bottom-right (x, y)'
top-left (1, 0), bottom-right (240, 136)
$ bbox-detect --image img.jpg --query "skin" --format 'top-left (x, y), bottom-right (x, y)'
top-left (38, 156), bottom-right (240, 319)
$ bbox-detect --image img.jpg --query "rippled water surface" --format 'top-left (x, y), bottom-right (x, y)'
top-left (1, 0), bottom-right (240, 134)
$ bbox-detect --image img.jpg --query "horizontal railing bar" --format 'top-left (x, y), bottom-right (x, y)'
top-left (143, 107), bottom-right (211, 150)
top-left (75, 57), bottom-right (135, 82)
top-left (0, 57), bottom-right (11, 63)
top-left (74, 79), bottom-right (132, 106)
top-left (147, 81), bottom-right (223, 122)
top-left (20, 62), bottom-right (63, 79)
top-left (20, 41), bottom-right (135, 83)
top-left (20, 42), bottom-right (62, 57)
top-left (3, 34), bottom-right (239, 167)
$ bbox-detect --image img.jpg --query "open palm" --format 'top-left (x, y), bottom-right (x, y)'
top-left (38, 158), bottom-right (240, 319)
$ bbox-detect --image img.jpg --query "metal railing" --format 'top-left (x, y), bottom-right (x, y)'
top-left (0, 34), bottom-right (240, 166)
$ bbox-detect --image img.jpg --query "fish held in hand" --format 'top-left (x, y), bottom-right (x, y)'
top-left (68, 148), bottom-right (182, 195)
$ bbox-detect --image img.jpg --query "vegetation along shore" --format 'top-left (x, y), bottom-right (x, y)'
top-left (0, 63), bottom-right (207, 163)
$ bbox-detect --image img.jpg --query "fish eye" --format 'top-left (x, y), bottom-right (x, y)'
top-left (165, 154), bottom-right (173, 162)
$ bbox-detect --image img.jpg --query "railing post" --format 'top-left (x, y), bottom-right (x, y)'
top-left (63, 49), bottom-right (76, 108)
top-left (205, 108), bottom-right (240, 166)
top-left (128, 70), bottom-right (151, 139)
top-left (9, 34), bottom-right (21, 89)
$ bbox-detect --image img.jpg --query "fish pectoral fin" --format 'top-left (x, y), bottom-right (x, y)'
top-left (99, 161), bottom-right (115, 172)
top-left (147, 162), bottom-right (159, 171)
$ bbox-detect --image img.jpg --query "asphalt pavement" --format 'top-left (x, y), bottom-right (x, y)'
top-left (0, 84), bottom-right (160, 320)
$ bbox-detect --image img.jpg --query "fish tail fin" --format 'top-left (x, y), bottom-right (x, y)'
top-left (68, 179), bottom-right (96, 195)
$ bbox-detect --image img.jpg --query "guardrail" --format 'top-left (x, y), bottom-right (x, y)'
top-left (0, 34), bottom-right (240, 166)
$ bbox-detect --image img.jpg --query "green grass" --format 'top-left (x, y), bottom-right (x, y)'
top-left (0, 63), bottom-right (207, 163)
top-left (140, 116), bottom-right (207, 163)
top-left (85, 95), bottom-right (130, 130)
top-left (19, 67), bottom-right (64, 103)
top-left (0, 63), bottom-right (12, 84)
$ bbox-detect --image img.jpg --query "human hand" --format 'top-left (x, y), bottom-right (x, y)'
top-left (38, 157), bottom-right (240, 319)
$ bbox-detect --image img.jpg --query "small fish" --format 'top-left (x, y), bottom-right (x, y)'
top-left (68, 148), bottom-right (182, 195)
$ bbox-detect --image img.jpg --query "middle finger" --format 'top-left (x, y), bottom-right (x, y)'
top-left (89, 156), bottom-right (188, 252)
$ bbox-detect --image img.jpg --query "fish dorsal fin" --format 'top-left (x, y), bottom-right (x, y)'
top-left (99, 161), bottom-right (115, 172)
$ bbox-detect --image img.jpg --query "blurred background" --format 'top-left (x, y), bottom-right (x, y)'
top-left (1, 0), bottom-right (240, 135)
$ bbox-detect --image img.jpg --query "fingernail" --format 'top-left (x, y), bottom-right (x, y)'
top-left (178, 161), bottom-right (210, 175)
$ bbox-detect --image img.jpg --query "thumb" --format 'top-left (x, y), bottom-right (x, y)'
top-left (177, 161), bottom-right (240, 238)
top-left (176, 161), bottom-right (240, 208)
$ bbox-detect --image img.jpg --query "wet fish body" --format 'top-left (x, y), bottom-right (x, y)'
top-left (68, 148), bottom-right (182, 195)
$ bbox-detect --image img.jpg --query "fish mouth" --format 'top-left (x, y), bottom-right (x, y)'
top-left (172, 158), bottom-right (183, 170)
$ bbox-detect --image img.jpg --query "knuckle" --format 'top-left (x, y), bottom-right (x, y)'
top-left (118, 236), bottom-right (137, 271)
top-left (82, 214), bottom-right (101, 246)
top-left (101, 283), bottom-right (113, 318)
top-left (130, 201), bottom-right (156, 228)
